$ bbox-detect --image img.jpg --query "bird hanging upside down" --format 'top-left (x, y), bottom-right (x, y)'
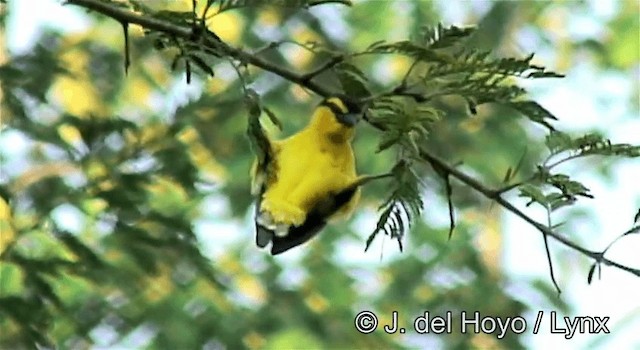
top-left (249, 97), bottom-right (384, 255)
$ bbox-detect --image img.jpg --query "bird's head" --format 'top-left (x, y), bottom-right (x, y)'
top-left (309, 97), bottom-right (361, 142)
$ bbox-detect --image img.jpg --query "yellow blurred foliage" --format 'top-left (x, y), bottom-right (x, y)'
top-left (470, 332), bottom-right (502, 349)
top-left (129, 23), bottom-right (146, 37)
top-left (119, 55), bottom-right (172, 109)
top-left (236, 274), bottom-right (267, 305)
top-left (219, 253), bottom-right (242, 274)
top-left (145, 176), bottom-right (191, 216)
top-left (304, 292), bottom-right (329, 313)
top-left (0, 198), bottom-right (16, 255)
top-left (207, 12), bottom-right (245, 45)
top-left (291, 84), bottom-right (313, 102)
top-left (137, 123), bottom-right (170, 149)
top-left (84, 159), bottom-right (115, 193)
top-left (206, 77), bottom-right (231, 95)
top-left (460, 109), bottom-right (487, 133)
top-left (52, 44), bottom-right (108, 116)
top-left (142, 264), bottom-right (174, 303)
top-left (265, 328), bottom-right (322, 350)
top-left (0, 30), bottom-right (6, 113)
top-left (85, 158), bottom-right (109, 181)
top-left (243, 331), bottom-right (267, 350)
top-left (142, 0), bottom-right (192, 12)
top-left (120, 76), bottom-right (154, 110)
top-left (387, 55), bottom-right (411, 79)
top-left (57, 123), bottom-right (83, 147)
top-left (193, 100), bottom-right (218, 121)
top-left (177, 125), bottom-right (200, 144)
top-left (52, 77), bottom-right (107, 117)
top-left (467, 209), bottom-right (502, 277)
top-left (12, 162), bottom-right (78, 194)
top-left (196, 279), bottom-right (233, 312)
top-left (81, 198), bottom-right (108, 217)
top-left (289, 26), bottom-right (320, 69)
top-left (412, 284), bottom-right (434, 303)
top-left (177, 126), bottom-right (228, 182)
top-left (257, 8), bottom-right (281, 27)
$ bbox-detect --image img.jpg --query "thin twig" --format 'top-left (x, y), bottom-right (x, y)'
top-left (308, 0), bottom-right (353, 7)
top-left (445, 174), bottom-right (456, 240)
top-left (493, 173), bottom-right (538, 195)
top-left (544, 204), bottom-right (562, 296)
top-left (545, 153), bottom-right (586, 169)
top-left (253, 40), bottom-right (322, 56)
top-left (301, 54), bottom-right (345, 82)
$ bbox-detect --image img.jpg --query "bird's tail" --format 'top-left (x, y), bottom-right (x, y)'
top-left (255, 224), bottom-right (274, 248)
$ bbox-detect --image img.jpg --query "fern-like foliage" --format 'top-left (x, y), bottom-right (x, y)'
top-left (212, 0), bottom-right (351, 14)
top-left (518, 132), bottom-right (639, 211)
top-left (365, 161), bottom-right (423, 252)
top-left (367, 97), bottom-right (441, 155)
top-left (419, 23), bottom-right (476, 49)
top-left (545, 131), bottom-right (640, 160)
top-left (335, 62), bottom-right (371, 98)
top-left (364, 25), bottom-right (563, 130)
top-left (355, 24), bottom-right (565, 246)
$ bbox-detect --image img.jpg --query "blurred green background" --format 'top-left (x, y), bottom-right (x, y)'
top-left (1, 0), bottom-right (638, 349)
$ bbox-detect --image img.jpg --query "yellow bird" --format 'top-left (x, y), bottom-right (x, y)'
top-left (250, 97), bottom-right (363, 255)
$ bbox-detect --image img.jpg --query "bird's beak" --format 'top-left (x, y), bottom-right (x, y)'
top-left (338, 113), bottom-right (359, 126)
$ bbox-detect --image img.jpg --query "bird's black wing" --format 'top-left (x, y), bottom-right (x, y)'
top-left (270, 212), bottom-right (327, 255)
top-left (270, 184), bottom-right (359, 255)
top-left (255, 184), bottom-right (274, 248)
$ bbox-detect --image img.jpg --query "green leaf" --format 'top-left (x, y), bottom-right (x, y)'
top-left (366, 161), bottom-right (423, 252)
top-left (526, 70), bottom-right (565, 78)
top-left (335, 62), bottom-right (370, 97)
top-left (263, 107), bottom-right (283, 131)
top-left (0, 263), bottom-right (25, 297)
top-left (367, 40), bottom-right (450, 63)
top-left (545, 131), bottom-right (573, 154)
top-left (55, 230), bottom-right (105, 269)
top-left (507, 101), bottom-right (557, 130)
top-left (368, 97), bottom-right (439, 155)
top-left (572, 134), bottom-right (640, 158)
top-left (546, 173), bottom-right (593, 201)
top-left (188, 54), bottom-right (215, 77)
top-left (518, 184), bottom-right (546, 207)
top-left (420, 23), bottom-right (476, 49)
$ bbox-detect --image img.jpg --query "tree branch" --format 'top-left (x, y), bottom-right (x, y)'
top-left (65, 0), bottom-right (334, 97)
top-left (308, 0), bottom-right (353, 8)
top-left (65, 0), bottom-right (640, 280)
top-left (300, 54), bottom-right (345, 82)
top-left (419, 150), bottom-right (640, 278)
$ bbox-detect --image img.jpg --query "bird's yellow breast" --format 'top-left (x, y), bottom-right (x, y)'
top-left (265, 131), bottom-right (356, 200)
top-left (260, 117), bottom-right (358, 226)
